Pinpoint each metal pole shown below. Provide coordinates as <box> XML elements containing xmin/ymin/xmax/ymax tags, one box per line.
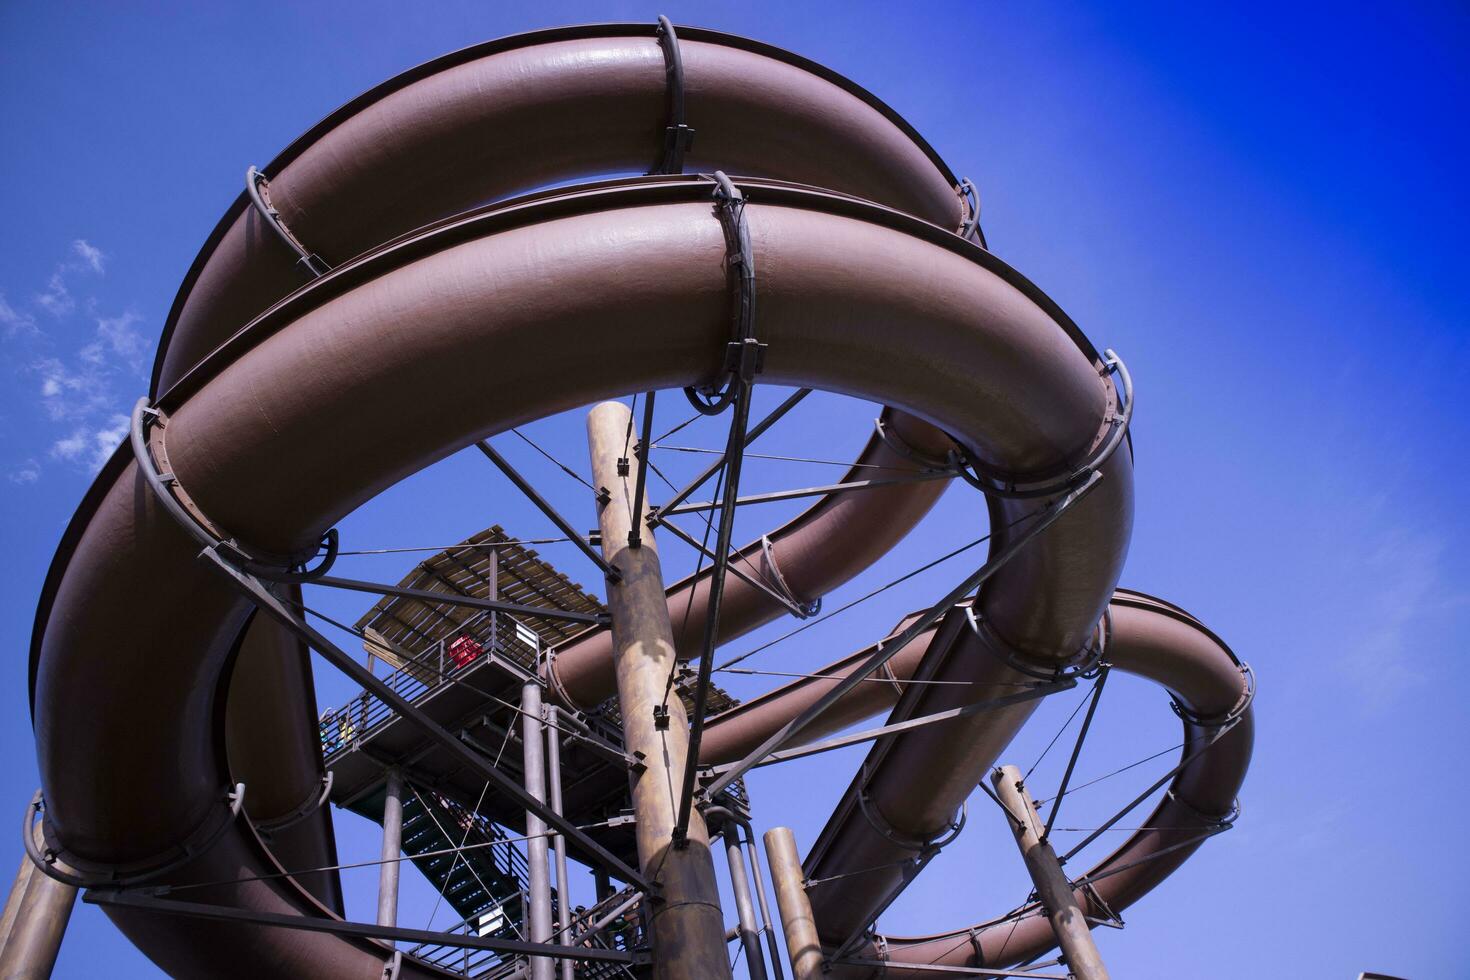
<box><xmin>723</xmin><ymin>824</ymin><xmax>768</xmax><ymax>980</ymax></box>
<box><xmin>762</xmin><ymin>827</ymin><xmax>822</xmax><ymax>980</ymax></box>
<box><xmin>586</xmin><ymin>400</ymin><xmax>730</xmax><ymax>980</ymax></box>
<box><xmin>522</xmin><ymin>678</ymin><xmax>554</xmax><ymax>980</ymax></box>
<box><xmin>377</xmin><ymin>767</ymin><xmax>404</xmax><ymax>935</ymax></box>
<box><xmin>545</xmin><ymin>705</ymin><xmax>575</xmax><ymax>980</ymax></box>
<box><xmin>743</xmin><ymin>836</ymin><xmax>786</xmax><ymax>980</ymax></box>
<box><xmin>0</xmin><ymin>826</ymin><xmax>77</xmax><ymax>978</ymax></box>
<box><xmin>990</xmin><ymin>766</ymin><xmax>1110</xmax><ymax>980</ymax></box>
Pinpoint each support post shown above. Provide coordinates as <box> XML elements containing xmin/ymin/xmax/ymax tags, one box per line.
<box><xmin>522</xmin><ymin>679</ymin><xmax>554</xmax><ymax>980</ymax></box>
<box><xmin>545</xmin><ymin>706</ymin><xmax>575</xmax><ymax>980</ymax></box>
<box><xmin>0</xmin><ymin>826</ymin><xmax>77</xmax><ymax>978</ymax></box>
<box><xmin>762</xmin><ymin>827</ymin><xmax>822</xmax><ymax>980</ymax></box>
<box><xmin>586</xmin><ymin>400</ymin><xmax>730</xmax><ymax>980</ymax></box>
<box><xmin>377</xmin><ymin>767</ymin><xmax>404</xmax><ymax>935</ymax></box>
<box><xmin>990</xmin><ymin>766</ymin><xmax>1110</xmax><ymax>980</ymax></box>
<box><xmin>723</xmin><ymin>824</ymin><xmax>769</xmax><ymax>980</ymax></box>
<box><xmin>743</xmin><ymin>836</ymin><xmax>786</xmax><ymax>980</ymax></box>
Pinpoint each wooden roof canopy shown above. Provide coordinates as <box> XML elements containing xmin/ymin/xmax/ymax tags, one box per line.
<box><xmin>353</xmin><ymin>524</ymin><xmax>739</xmax><ymax>717</ymax></box>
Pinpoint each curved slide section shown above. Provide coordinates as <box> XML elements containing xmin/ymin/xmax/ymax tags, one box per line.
<box><xmin>33</xmin><ymin>176</ymin><xmax>1118</xmax><ymax>977</ymax></box>
<box><xmin>23</xmin><ymin>23</ymin><xmax>1245</xmax><ymax>980</ymax></box>
<box><xmin>697</xmin><ymin>589</ymin><xmax>1252</xmax><ymax>973</ymax></box>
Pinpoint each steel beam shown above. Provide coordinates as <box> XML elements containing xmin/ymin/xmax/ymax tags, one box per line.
<box><xmin>522</xmin><ymin>679</ymin><xmax>554</xmax><ymax>980</ymax></box>
<box><xmin>545</xmin><ymin>705</ymin><xmax>575</xmax><ymax>980</ymax></box>
<box><xmin>310</xmin><ymin>574</ymin><xmax>607</xmax><ymax>625</ymax></box>
<box><xmin>476</xmin><ymin>440</ymin><xmax>621</xmax><ymax>583</ymax></box>
<box><xmin>376</xmin><ymin>767</ymin><xmax>404</xmax><ymax>935</ymax></box>
<box><xmin>991</xmin><ymin>766</ymin><xmax>1110</xmax><ymax>980</ymax></box>
<box><xmin>83</xmin><ymin>890</ymin><xmax>639</xmax><ymax>964</ymax></box>
<box><xmin>650</xmin><ymin>388</ymin><xmax>810</xmax><ymax>520</ymax></box>
<box><xmin>662</xmin><ymin>470</ymin><xmax>952</xmax><ymax>516</ymax></box>
<box><xmin>703</xmin><ymin>471</ymin><xmax>1103</xmax><ymax>800</ymax></box>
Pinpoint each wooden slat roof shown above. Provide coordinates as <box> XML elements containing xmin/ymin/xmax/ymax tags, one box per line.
<box><xmin>353</xmin><ymin>524</ymin><xmax>738</xmax><ymax>717</ymax></box>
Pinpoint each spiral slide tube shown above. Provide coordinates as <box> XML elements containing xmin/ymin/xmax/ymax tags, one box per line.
<box><xmin>24</xmin><ymin>23</ymin><xmax>1248</xmax><ymax>979</ymax></box>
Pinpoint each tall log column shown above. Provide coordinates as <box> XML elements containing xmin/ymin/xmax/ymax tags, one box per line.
<box><xmin>586</xmin><ymin>401</ymin><xmax>730</xmax><ymax>980</ymax></box>
<box><xmin>0</xmin><ymin>826</ymin><xmax>76</xmax><ymax>978</ymax></box>
<box><xmin>991</xmin><ymin>765</ymin><xmax>1110</xmax><ymax>980</ymax></box>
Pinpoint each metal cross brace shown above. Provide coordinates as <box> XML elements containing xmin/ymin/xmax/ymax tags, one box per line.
<box><xmin>85</xmin><ymin>889</ymin><xmax>643</xmax><ymax>964</ymax></box>
<box><xmin>200</xmin><ymin>546</ymin><xmax>652</xmax><ymax>892</ymax></box>
<box><xmin>701</xmin><ymin>470</ymin><xmax>1104</xmax><ymax>802</ymax></box>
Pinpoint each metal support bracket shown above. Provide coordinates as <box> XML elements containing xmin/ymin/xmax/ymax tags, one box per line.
<box><xmin>197</xmin><ymin>545</ymin><xmax>653</xmax><ymax>892</ymax></box>
<box><xmin>24</xmin><ymin>784</ymin><xmax>245</xmax><ymax>890</ymax></box>
<box><xmin>701</xmin><ymin>470</ymin><xmax>1103</xmax><ymax>802</ymax></box>
<box><xmin>245</xmin><ymin>166</ymin><xmax>331</xmax><ymax>278</ymax></box>
<box><xmin>949</xmin><ymin>349</ymin><xmax>1133</xmax><ymax>500</ymax></box>
<box><xmin>684</xmin><ymin>172</ymin><xmax>759</xmax><ymax>416</ymax></box>
<box><xmin>651</xmin><ymin>15</ymin><xmax>695</xmax><ymax>175</ymax></box>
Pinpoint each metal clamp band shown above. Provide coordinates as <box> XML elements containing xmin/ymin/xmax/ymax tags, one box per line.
<box><xmin>950</xmin><ymin>348</ymin><xmax>1134</xmax><ymax>500</ymax></box>
<box><xmin>1169</xmin><ymin>661</ymin><xmax>1255</xmax><ymax>731</ymax></box>
<box><xmin>759</xmin><ymin>534</ymin><xmax>821</xmax><ymax>618</ymax></box>
<box><xmin>1165</xmin><ymin>790</ymin><xmax>1241</xmax><ymax>829</ymax></box>
<box><xmin>856</xmin><ymin>777</ymin><xmax>966</xmax><ymax>854</ymax></box>
<box><xmin>24</xmin><ymin>784</ymin><xmax>245</xmax><ymax>890</ymax></box>
<box><xmin>254</xmin><ymin>772</ymin><xmax>334</xmax><ymax>836</ymax></box>
<box><xmin>956</xmin><ymin>177</ymin><xmax>986</xmax><ymax>247</ymax></box>
<box><xmin>873</xmin><ymin>415</ymin><xmax>952</xmax><ymax>471</ymax></box>
<box><xmin>965</xmin><ymin>606</ymin><xmax>1107</xmax><ymax>683</ymax></box>
<box><xmin>131</xmin><ymin>398</ymin><xmax>340</xmax><ymax>581</ymax></box>
<box><xmin>651</xmin><ymin>16</ymin><xmax>696</xmax><ymax>175</ymax></box>
<box><xmin>246</xmin><ymin>166</ymin><xmax>331</xmax><ymax>278</ymax></box>
<box><xmin>684</xmin><ymin>172</ymin><xmax>764</xmax><ymax>416</ymax></box>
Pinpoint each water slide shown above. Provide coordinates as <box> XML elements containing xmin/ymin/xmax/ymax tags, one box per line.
<box><xmin>26</xmin><ymin>22</ymin><xmax>1251</xmax><ymax>978</ymax></box>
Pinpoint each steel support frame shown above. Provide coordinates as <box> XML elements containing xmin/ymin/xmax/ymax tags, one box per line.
<box><xmin>83</xmin><ymin>890</ymin><xmax>644</xmax><ymax>965</ymax></box>
<box><xmin>671</xmin><ymin>367</ymin><xmax>756</xmax><ymax>845</ymax></box>
<box><xmin>200</xmin><ymin>546</ymin><xmax>652</xmax><ymax>892</ymax></box>
<box><xmin>703</xmin><ymin>470</ymin><xmax>1104</xmax><ymax>801</ymax></box>
<box><xmin>708</xmin><ymin>680</ymin><xmax>1073</xmax><ymax>776</ymax></box>
<box><xmin>476</xmin><ymin>440</ymin><xmax>622</xmax><ymax>583</ymax></box>
<box><xmin>649</xmin><ymin>514</ymin><xmax>808</xmax><ymax>618</ymax></box>
<box><xmin>650</xmin><ymin>387</ymin><xmax>811</xmax><ymax>521</ymax></box>
<box><xmin>310</xmin><ymin>573</ymin><xmax>608</xmax><ymax>625</ymax></box>
<box><xmin>661</xmin><ymin>470</ymin><xmax>953</xmax><ymax>516</ymax></box>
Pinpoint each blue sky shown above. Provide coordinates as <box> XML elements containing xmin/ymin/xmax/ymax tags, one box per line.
<box><xmin>2</xmin><ymin>2</ymin><xmax>1466</xmax><ymax>977</ymax></box>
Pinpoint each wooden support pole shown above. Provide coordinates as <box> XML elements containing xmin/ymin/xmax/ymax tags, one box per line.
<box><xmin>586</xmin><ymin>401</ymin><xmax>729</xmax><ymax>980</ymax></box>
<box><xmin>0</xmin><ymin>826</ymin><xmax>77</xmax><ymax>979</ymax></box>
<box><xmin>762</xmin><ymin>827</ymin><xmax>823</xmax><ymax>980</ymax></box>
<box><xmin>990</xmin><ymin>765</ymin><xmax>1110</xmax><ymax>980</ymax></box>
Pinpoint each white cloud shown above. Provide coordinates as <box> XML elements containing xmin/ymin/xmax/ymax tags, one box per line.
<box><xmin>80</xmin><ymin>312</ymin><xmax>147</xmax><ymax>372</ymax></box>
<box><xmin>0</xmin><ymin>292</ymin><xmax>38</xmax><ymax>338</ymax></box>
<box><xmin>72</xmin><ymin>239</ymin><xmax>105</xmax><ymax>274</ymax></box>
<box><xmin>9</xmin><ymin>459</ymin><xmax>41</xmax><ymax>485</ymax></box>
<box><xmin>34</xmin><ymin>272</ymin><xmax>73</xmax><ymax>318</ymax></box>
<box><xmin>50</xmin><ymin>414</ymin><xmax>128</xmax><ymax>471</ymax></box>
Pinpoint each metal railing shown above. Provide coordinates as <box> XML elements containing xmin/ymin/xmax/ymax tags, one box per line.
<box><xmin>406</xmin><ymin>887</ymin><xmax>645</xmax><ymax>979</ymax></box>
<box><xmin>318</xmin><ymin>610</ymin><xmax>540</xmax><ymax>759</ymax></box>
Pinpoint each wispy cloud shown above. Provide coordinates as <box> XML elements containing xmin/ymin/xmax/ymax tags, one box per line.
<box><xmin>80</xmin><ymin>312</ymin><xmax>147</xmax><ymax>373</ymax></box>
<box><xmin>8</xmin><ymin>459</ymin><xmax>41</xmax><ymax>485</ymax></box>
<box><xmin>72</xmin><ymin>239</ymin><xmax>105</xmax><ymax>274</ymax></box>
<box><xmin>50</xmin><ymin>414</ymin><xmax>128</xmax><ymax>472</ymax></box>
<box><xmin>2</xmin><ymin>239</ymin><xmax>151</xmax><ymax>480</ymax></box>
<box><xmin>1339</xmin><ymin>522</ymin><xmax>1461</xmax><ymax>712</ymax></box>
<box><xmin>34</xmin><ymin>272</ymin><xmax>73</xmax><ymax>318</ymax></box>
<box><xmin>0</xmin><ymin>292</ymin><xmax>38</xmax><ymax>338</ymax></box>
